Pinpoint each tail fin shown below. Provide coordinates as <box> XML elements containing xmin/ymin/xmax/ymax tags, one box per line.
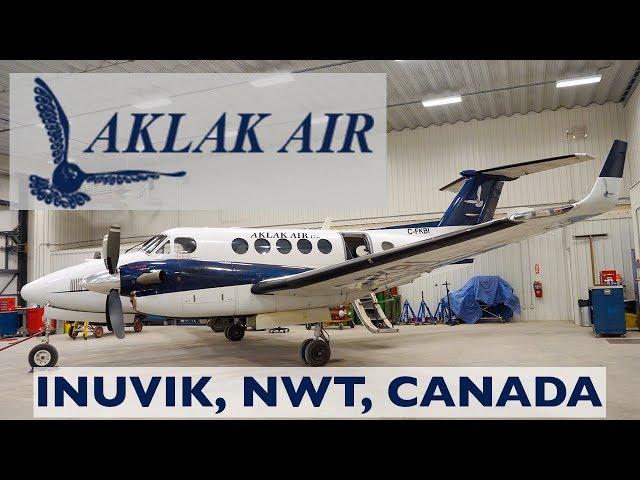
<box><xmin>574</xmin><ymin>140</ymin><xmax>627</xmax><ymax>216</ymax></box>
<box><xmin>599</xmin><ymin>139</ymin><xmax>626</xmax><ymax>178</ymax></box>
<box><xmin>438</xmin><ymin>152</ymin><xmax>595</xmax><ymax>227</ymax></box>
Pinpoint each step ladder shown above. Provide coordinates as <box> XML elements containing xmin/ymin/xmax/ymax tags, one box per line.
<box><xmin>352</xmin><ymin>293</ymin><xmax>398</xmax><ymax>334</ymax></box>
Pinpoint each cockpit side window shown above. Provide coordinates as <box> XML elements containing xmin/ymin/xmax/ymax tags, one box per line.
<box><xmin>155</xmin><ymin>239</ymin><xmax>172</xmax><ymax>255</ymax></box>
<box><xmin>175</xmin><ymin>237</ymin><xmax>197</xmax><ymax>254</ymax></box>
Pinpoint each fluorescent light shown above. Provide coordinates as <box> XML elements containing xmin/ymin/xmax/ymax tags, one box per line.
<box><xmin>133</xmin><ymin>98</ymin><xmax>172</xmax><ymax>109</ymax></box>
<box><xmin>556</xmin><ymin>75</ymin><xmax>601</xmax><ymax>88</ymax></box>
<box><xmin>422</xmin><ymin>95</ymin><xmax>462</xmax><ymax>107</ymax></box>
<box><xmin>250</xmin><ymin>73</ymin><xmax>295</xmax><ymax>88</ymax></box>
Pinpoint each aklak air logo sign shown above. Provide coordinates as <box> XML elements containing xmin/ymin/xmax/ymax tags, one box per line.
<box><xmin>10</xmin><ymin>74</ymin><xmax>386</xmax><ymax>210</ymax></box>
<box><xmin>29</xmin><ymin>78</ymin><xmax>186</xmax><ymax>209</ymax></box>
<box><xmin>34</xmin><ymin>367</ymin><xmax>606</xmax><ymax>419</ymax></box>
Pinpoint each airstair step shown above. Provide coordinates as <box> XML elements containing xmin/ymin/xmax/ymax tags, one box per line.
<box><xmin>352</xmin><ymin>293</ymin><xmax>398</xmax><ymax>334</ymax></box>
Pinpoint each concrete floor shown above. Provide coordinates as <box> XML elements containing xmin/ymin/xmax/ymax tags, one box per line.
<box><xmin>1</xmin><ymin>321</ymin><xmax>639</xmax><ymax>419</ymax></box>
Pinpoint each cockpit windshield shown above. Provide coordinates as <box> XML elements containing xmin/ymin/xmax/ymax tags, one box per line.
<box><xmin>141</xmin><ymin>235</ymin><xmax>168</xmax><ymax>254</ymax></box>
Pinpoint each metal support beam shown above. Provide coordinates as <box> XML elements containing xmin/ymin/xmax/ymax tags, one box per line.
<box><xmin>16</xmin><ymin>210</ymin><xmax>28</xmax><ymax>306</ymax></box>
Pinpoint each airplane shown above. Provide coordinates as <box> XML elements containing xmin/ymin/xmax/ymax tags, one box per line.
<box><xmin>20</xmin><ymin>139</ymin><xmax>627</xmax><ymax>366</ymax></box>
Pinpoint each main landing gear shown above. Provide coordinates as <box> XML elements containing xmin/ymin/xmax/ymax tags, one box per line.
<box><xmin>224</xmin><ymin>322</ymin><xmax>245</xmax><ymax>341</ymax></box>
<box><xmin>300</xmin><ymin>323</ymin><xmax>331</xmax><ymax>367</ymax></box>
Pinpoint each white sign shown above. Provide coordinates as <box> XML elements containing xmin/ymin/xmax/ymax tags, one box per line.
<box><xmin>10</xmin><ymin>73</ymin><xmax>387</xmax><ymax>210</ymax></box>
<box><xmin>34</xmin><ymin>367</ymin><xmax>606</xmax><ymax>419</ymax></box>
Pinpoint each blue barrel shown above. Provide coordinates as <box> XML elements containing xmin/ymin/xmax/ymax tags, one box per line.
<box><xmin>0</xmin><ymin>311</ymin><xmax>19</xmax><ymax>336</ymax></box>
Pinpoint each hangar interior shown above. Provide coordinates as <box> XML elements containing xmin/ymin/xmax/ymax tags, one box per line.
<box><xmin>1</xmin><ymin>60</ymin><xmax>640</xmax><ymax>417</ymax></box>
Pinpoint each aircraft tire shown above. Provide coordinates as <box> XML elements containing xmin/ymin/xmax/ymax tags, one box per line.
<box><xmin>225</xmin><ymin>323</ymin><xmax>245</xmax><ymax>341</ymax></box>
<box><xmin>304</xmin><ymin>339</ymin><xmax>331</xmax><ymax>367</ymax></box>
<box><xmin>93</xmin><ymin>326</ymin><xmax>104</xmax><ymax>338</ymax></box>
<box><xmin>299</xmin><ymin>338</ymin><xmax>314</xmax><ymax>364</ymax></box>
<box><xmin>28</xmin><ymin>343</ymin><xmax>58</xmax><ymax>368</ymax></box>
<box><xmin>211</xmin><ymin>318</ymin><xmax>230</xmax><ymax>333</ymax></box>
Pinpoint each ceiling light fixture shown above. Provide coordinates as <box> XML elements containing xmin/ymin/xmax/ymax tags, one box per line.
<box><xmin>556</xmin><ymin>75</ymin><xmax>602</xmax><ymax>88</ymax></box>
<box><xmin>250</xmin><ymin>73</ymin><xmax>295</xmax><ymax>88</ymax></box>
<box><xmin>422</xmin><ymin>95</ymin><xmax>463</xmax><ymax>107</ymax></box>
<box><xmin>133</xmin><ymin>98</ymin><xmax>172</xmax><ymax>109</ymax></box>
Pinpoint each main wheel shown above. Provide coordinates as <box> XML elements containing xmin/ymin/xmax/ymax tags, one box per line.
<box><xmin>339</xmin><ymin>323</ymin><xmax>344</xmax><ymax>330</ymax></box>
<box><xmin>305</xmin><ymin>324</ymin><xmax>312</xmax><ymax>330</ymax></box>
<box><xmin>28</xmin><ymin>343</ymin><xmax>58</xmax><ymax>368</ymax></box>
<box><xmin>299</xmin><ymin>338</ymin><xmax>314</xmax><ymax>364</ymax></box>
<box><xmin>225</xmin><ymin>323</ymin><xmax>245</xmax><ymax>341</ymax></box>
<box><xmin>69</xmin><ymin>329</ymin><xmax>78</xmax><ymax>340</ymax></box>
<box><xmin>133</xmin><ymin>321</ymin><xmax>143</xmax><ymax>333</ymax></box>
<box><xmin>93</xmin><ymin>325</ymin><xmax>104</xmax><ymax>338</ymax></box>
<box><xmin>304</xmin><ymin>339</ymin><xmax>331</xmax><ymax>367</ymax></box>
<box><xmin>211</xmin><ymin>318</ymin><xmax>230</xmax><ymax>333</ymax></box>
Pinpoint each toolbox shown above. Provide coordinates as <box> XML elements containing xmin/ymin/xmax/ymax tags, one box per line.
<box><xmin>589</xmin><ymin>286</ymin><xmax>626</xmax><ymax>337</ymax></box>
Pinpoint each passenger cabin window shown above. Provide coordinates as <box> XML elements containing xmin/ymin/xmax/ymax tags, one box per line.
<box><xmin>175</xmin><ymin>237</ymin><xmax>197</xmax><ymax>254</ymax></box>
<box><xmin>155</xmin><ymin>240</ymin><xmax>171</xmax><ymax>255</ymax></box>
<box><xmin>381</xmin><ymin>241</ymin><xmax>395</xmax><ymax>251</ymax></box>
<box><xmin>297</xmin><ymin>238</ymin><xmax>312</xmax><ymax>254</ymax></box>
<box><xmin>255</xmin><ymin>238</ymin><xmax>271</xmax><ymax>254</ymax></box>
<box><xmin>317</xmin><ymin>239</ymin><xmax>332</xmax><ymax>254</ymax></box>
<box><xmin>276</xmin><ymin>238</ymin><xmax>292</xmax><ymax>254</ymax></box>
<box><xmin>232</xmin><ymin>238</ymin><xmax>249</xmax><ymax>254</ymax></box>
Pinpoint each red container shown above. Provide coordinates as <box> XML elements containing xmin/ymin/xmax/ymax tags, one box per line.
<box><xmin>599</xmin><ymin>269</ymin><xmax>618</xmax><ymax>285</ymax></box>
<box><xmin>26</xmin><ymin>307</ymin><xmax>49</xmax><ymax>334</ymax></box>
<box><xmin>0</xmin><ymin>296</ymin><xmax>16</xmax><ymax>312</ymax></box>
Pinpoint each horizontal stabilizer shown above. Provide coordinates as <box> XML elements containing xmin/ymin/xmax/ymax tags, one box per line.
<box><xmin>440</xmin><ymin>153</ymin><xmax>595</xmax><ymax>193</ymax></box>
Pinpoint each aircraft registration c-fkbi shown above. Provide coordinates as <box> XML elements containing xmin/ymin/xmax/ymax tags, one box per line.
<box><xmin>21</xmin><ymin>140</ymin><xmax>628</xmax><ymax>366</ymax></box>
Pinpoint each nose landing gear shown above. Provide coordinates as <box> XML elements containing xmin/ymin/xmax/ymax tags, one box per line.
<box><xmin>300</xmin><ymin>323</ymin><xmax>331</xmax><ymax>367</ymax></box>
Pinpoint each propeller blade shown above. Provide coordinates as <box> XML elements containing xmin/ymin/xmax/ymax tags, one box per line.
<box><xmin>102</xmin><ymin>225</ymin><xmax>121</xmax><ymax>274</ymax></box>
<box><xmin>106</xmin><ymin>288</ymin><xmax>125</xmax><ymax>339</ymax></box>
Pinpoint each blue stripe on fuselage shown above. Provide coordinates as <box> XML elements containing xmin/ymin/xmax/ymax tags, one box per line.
<box><xmin>120</xmin><ymin>259</ymin><xmax>312</xmax><ymax>297</ymax></box>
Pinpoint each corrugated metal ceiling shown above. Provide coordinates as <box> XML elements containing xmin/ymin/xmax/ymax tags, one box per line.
<box><xmin>1</xmin><ymin>59</ymin><xmax>638</xmax><ymax>155</ymax></box>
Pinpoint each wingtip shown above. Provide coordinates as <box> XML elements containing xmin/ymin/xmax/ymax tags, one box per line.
<box><xmin>599</xmin><ymin>139</ymin><xmax>627</xmax><ymax>178</ymax></box>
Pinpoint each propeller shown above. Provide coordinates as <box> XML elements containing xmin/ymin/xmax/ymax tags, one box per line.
<box><xmin>102</xmin><ymin>225</ymin><xmax>121</xmax><ymax>274</ymax></box>
<box><xmin>107</xmin><ymin>289</ymin><xmax>125</xmax><ymax>339</ymax></box>
<box><xmin>102</xmin><ymin>225</ymin><xmax>125</xmax><ymax>339</ymax></box>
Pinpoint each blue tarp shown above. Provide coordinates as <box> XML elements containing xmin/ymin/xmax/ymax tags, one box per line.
<box><xmin>445</xmin><ymin>276</ymin><xmax>521</xmax><ymax>324</ymax></box>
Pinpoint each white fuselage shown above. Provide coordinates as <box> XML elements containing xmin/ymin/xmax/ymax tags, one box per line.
<box><xmin>21</xmin><ymin>224</ymin><xmax>463</xmax><ymax>320</ymax></box>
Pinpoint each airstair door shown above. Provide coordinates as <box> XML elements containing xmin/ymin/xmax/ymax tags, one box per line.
<box><xmin>340</xmin><ymin>233</ymin><xmax>373</xmax><ymax>260</ymax></box>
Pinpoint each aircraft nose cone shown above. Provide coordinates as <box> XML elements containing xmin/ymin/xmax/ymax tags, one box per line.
<box><xmin>80</xmin><ymin>271</ymin><xmax>120</xmax><ymax>294</ymax></box>
<box><xmin>20</xmin><ymin>279</ymin><xmax>43</xmax><ymax>304</ymax></box>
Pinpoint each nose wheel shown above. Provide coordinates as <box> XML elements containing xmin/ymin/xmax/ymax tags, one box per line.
<box><xmin>299</xmin><ymin>323</ymin><xmax>331</xmax><ymax>366</ymax></box>
<box><xmin>28</xmin><ymin>343</ymin><xmax>59</xmax><ymax>368</ymax></box>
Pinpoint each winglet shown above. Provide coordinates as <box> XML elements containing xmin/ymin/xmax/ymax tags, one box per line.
<box><xmin>599</xmin><ymin>139</ymin><xmax>627</xmax><ymax>178</ymax></box>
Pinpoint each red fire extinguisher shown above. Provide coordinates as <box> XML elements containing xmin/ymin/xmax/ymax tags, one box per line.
<box><xmin>533</xmin><ymin>281</ymin><xmax>543</xmax><ymax>299</ymax></box>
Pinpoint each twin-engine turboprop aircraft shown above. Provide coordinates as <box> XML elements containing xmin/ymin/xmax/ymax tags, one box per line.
<box><xmin>21</xmin><ymin>140</ymin><xmax>628</xmax><ymax>366</ymax></box>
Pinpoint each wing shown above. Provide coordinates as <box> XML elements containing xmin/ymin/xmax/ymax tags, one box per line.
<box><xmin>252</xmin><ymin>142</ymin><xmax>626</xmax><ymax>298</ymax></box>
<box><xmin>33</xmin><ymin>77</ymin><xmax>69</xmax><ymax>165</ymax></box>
<box><xmin>85</xmin><ymin>170</ymin><xmax>185</xmax><ymax>186</ymax></box>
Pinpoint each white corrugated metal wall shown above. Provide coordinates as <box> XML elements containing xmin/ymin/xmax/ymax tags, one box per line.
<box><xmin>625</xmin><ymin>84</ymin><xmax>640</xmax><ymax>308</ymax></box>
<box><xmin>28</xmin><ymin>101</ymin><xmax>634</xmax><ymax>324</ymax></box>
